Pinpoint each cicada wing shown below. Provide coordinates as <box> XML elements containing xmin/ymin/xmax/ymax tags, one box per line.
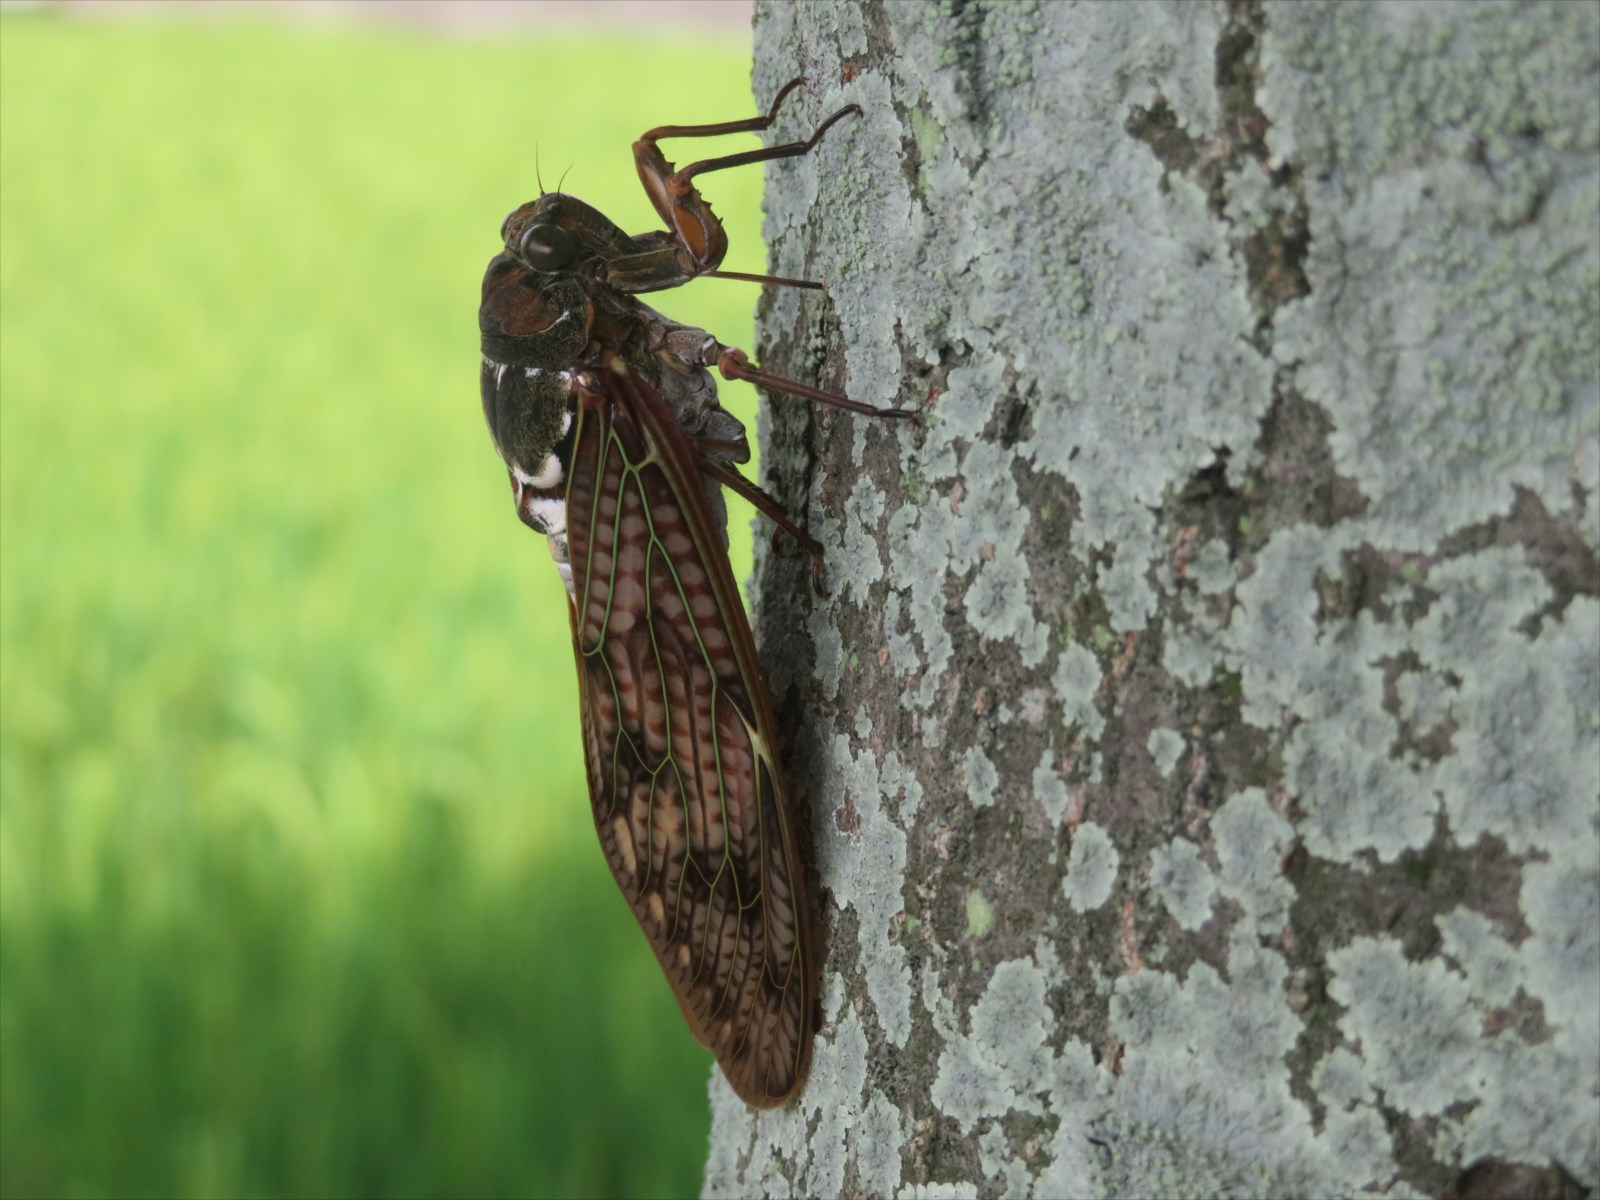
<box><xmin>563</xmin><ymin>364</ymin><xmax>814</xmax><ymax>1109</ymax></box>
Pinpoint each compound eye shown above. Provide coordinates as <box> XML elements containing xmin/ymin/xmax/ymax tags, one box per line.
<box><xmin>518</xmin><ymin>222</ymin><xmax>577</xmax><ymax>271</ymax></box>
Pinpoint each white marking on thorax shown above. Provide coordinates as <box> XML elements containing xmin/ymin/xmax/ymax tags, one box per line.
<box><xmin>522</xmin><ymin>494</ymin><xmax>567</xmax><ymax>533</ymax></box>
<box><xmin>481</xmin><ymin>355</ymin><xmax>509</xmax><ymax>389</ymax></box>
<box><xmin>512</xmin><ymin>456</ymin><xmax>564</xmax><ymax>490</ymax></box>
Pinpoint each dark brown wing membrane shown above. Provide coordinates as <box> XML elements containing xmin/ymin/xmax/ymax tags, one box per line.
<box><xmin>564</xmin><ymin>363</ymin><xmax>813</xmax><ymax>1108</ymax></box>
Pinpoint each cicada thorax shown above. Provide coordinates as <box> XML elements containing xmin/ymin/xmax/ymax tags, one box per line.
<box><xmin>478</xmin><ymin>255</ymin><xmax>585</xmax><ymax>481</ymax></box>
<box><xmin>479</xmin><ymin>249</ymin><xmax>751</xmax><ymax>596</ymax></box>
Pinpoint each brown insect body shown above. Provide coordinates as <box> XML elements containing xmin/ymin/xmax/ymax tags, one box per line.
<box><xmin>477</xmin><ymin>81</ymin><xmax>907</xmax><ymax>1107</ymax></box>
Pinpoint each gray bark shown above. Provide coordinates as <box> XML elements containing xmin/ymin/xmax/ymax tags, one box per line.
<box><xmin>705</xmin><ymin>2</ymin><xmax>1600</xmax><ymax>1197</ymax></box>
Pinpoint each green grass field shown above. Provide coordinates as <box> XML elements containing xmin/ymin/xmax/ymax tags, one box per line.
<box><xmin>0</xmin><ymin>13</ymin><xmax>773</xmax><ymax>1198</ymax></box>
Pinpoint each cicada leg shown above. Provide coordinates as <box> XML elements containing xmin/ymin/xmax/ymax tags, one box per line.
<box><xmin>697</xmin><ymin>456</ymin><xmax>830</xmax><ymax>596</ymax></box>
<box><xmin>633</xmin><ymin>76</ymin><xmax>861</xmax><ymax>284</ymax></box>
<box><xmin>710</xmin><ymin>344</ymin><xmax>918</xmax><ymax>424</ymax></box>
<box><xmin>705</xmin><ymin>269</ymin><xmax>824</xmax><ymax>292</ymax></box>
<box><xmin>694</xmin><ymin>340</ymin><xmax>917</xmax><ymax>597</ymax></box>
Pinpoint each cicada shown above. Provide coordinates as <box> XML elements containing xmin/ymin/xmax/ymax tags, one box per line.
<box><xmin>478</xmin><ymin>79</ymin><xmax>908</xmax><ymax>1108</ymax></box>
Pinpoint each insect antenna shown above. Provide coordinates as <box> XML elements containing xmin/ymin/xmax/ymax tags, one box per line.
<box><xmin>535</xmin><ymin>145</ymin><xmax>546</xmax><ymax>196</ymax></box>
<box><xmin>556</xmin><ymin>163</ymin><xmax>573</xmax><ymax>194</ymax></box>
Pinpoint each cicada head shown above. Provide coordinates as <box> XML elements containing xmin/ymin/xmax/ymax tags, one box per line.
<box><xmin>499</xmin><ymin>193</ymin><xmax>634</xmax><ymax>278</ymax></box>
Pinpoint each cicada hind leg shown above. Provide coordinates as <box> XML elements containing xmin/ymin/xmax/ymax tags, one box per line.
<box><xmin>634</xmin><ymin>77</ymin><xmax>860</xmax><ymax>291</ymax></box>
<box><xmin>697</xmin><ymin>457</ymin><xmax>829</xmax><ymax>595</ymax></box>
<box><xmin>690</xmin><ymin>340</ymin><xmax>917</xmax><ymax>598</ymax></box>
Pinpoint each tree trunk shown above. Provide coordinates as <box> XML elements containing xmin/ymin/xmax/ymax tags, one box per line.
<box><xmin>705</xmin><ymin>2</ymin><xmax>1599</xmax><ymax>1196</ymax></box>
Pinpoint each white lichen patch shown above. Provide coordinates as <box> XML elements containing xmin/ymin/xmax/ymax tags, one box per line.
<box><xmin>1224</xmin><ymin>527</ymin><xmax>1352</xmax><ymax>729</ymax></box>
<box><xmin>807</xmin><ymin>608</ymin><xmax>847</xmax><ymax>704</ymax></box>
<box><xmin>1436</xmin><ymin>907</ymin><xmax>1525</xmax><ymax>1008</ymax></box>
<box><xmin>1433</xmin><ymin>655</ymin><xmax>1597</xmax><ymax>855</ymax></box>
<box><xmin>1521</xmin><ymin>850</ymin><xmax>1600</xmax><ymax>1053</ymax></box>
<box><xmin>1317</xmin><ymin>851</ymin><xmax>1600</xmax><ymax>1181</ymax></box>
<box><xmin>855</xmin><ymin>1089</ymin><xmax>907</xmax><ymax>1197</ymax></box>
<box><xmin>1062</xmin><ymin>822</ymin><xmax>1119</xmax><ymax>912</ymax></box>
<box><xmin>1031</xmin><ymin>748</ymin><xmax>1070</xmax><ymax>826</ymax></box>
<box><xmin>814</xmin><ymin>732</ymin><xmax>915</xmax><ymax>1047</ymax></box>
<box><xmin>930</xmin><ymin>957</ymin><xmax>1057</xmax><ymax>1132</ymax></box>
<box><xmin>896</xmin><ymin>1183</ymin><xmax>980</xmax><ymax>1200</ymax></box>
<box><xmin>1311</xmin><ymin>1047</ymin><xmax>1375</xmax><ymax>1111</ymax></box>
<box><xmin>1162</xmin><ymin>624</ymin><xmax>1224</xmax><ymax>687</ymax></box>
<box><xmin>962</xmin><ymin>745</ymin><xmax>999</xmax><ymax>809</ymax></box>
<box><xmin>1189</xmin><ymin>538</ymin><xmax>1237</xmax><ymax>595</ymax></box>
<box><xmin>1086</xmin><ymin>933</ymin><xmax>1341</xmax><ymax>1196</ymax></box>
<box><xmin>1326</xmin><ymin>938</ymin><xmax>1483</xmax><ymax>1118</ymax></box>
<box><xmin>882</xmin><ymin>591</ymin><xmax>920</xmax><ymax>688</ymax></box>
<box><xmin>976</xmin><ymin>1123</ymin><xmax>1033</xmax><ymax>1197</ymax></box>
<box><xmin>1266</xmin><ymin>3</ymin><xmax>1600</xmax><ymax>546</ymax></box>
<box><xmin>1211</xmin><ymin>789</ymin><xmax>1294</xmax><ymax>934</ymax></box>
<box><xmin>1318</xmin><ymin>1105</ymin><xmax>1401</xmax><ymax>1192</ymax></box>
<box><xmin>1451</xmin><ymin>1040</ymin><xmax>1599</xmax><ymax>1182</ymax></box>
<box><xmin>1394</xmin><ymin>666</ymin><xmax>1457</xmax><ymax>736</ymax></box>
<box><xmin>835</xmin><ymin>481</ymin><xmax>888</xmax><ymax>606</ymax></box>
<box><xmin>1149</xmin><ymin>838</ymin><xmax>1217</xmax><ymax>931</ymax></box>
<box><xmin>884</xmin><ymin>496</ymin><xmax>957</xmax><ymax>715</ymax></box>
<box><xmin>1052</xmin><ymin>642</ymin><xmax>1106</xmax><ymax>739</ymax></box>
<box><xmin>965</xmin><ymin>554</ymin><xmax>1051</xmax><ymax>668</ymax></box>
<box><xmin>803</xmin><ymin>1004</ymin><xmax>872</xmax><ymax>1197</ymax></box>
<box><xmin>1146</xmin><ymin>727</ymin><xmax>1186</xmax><ymax>778</ymax></box>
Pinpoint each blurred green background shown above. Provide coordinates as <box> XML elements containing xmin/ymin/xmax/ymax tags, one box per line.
<box><xmin>1</xmin><ymin>10</ymin><xmax>772</xmax><ymax>1198</ymax></box>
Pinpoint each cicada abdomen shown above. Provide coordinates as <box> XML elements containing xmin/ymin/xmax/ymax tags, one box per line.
<box><xmin>477</xmin><ymin>80</ymin><xmax>910</xmax><ymax>1108</ymax></box>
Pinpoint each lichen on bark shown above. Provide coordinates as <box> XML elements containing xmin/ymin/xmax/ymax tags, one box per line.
<box><xmin>704</xmin><ymin>3</ymin><xmax>1600</xmax><ymax>1197</ymax></box>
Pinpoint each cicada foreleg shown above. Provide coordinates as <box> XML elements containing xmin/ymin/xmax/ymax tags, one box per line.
<box><xmin>632</xmin><ymin>77</ymin><xmax>861</xmax><ymax>291</ymax></box>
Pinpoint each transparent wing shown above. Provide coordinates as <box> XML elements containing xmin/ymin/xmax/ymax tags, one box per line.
<box><xmin>565</xmin><ymin>364</ymin><xmax>813</xmax><ymax>1109</ymax></box>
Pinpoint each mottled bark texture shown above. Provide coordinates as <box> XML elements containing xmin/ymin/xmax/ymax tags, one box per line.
<box><xmin>703</xmin><ymin>3</ymin><xmax>1599</xmax><ymax>1197</ymax></box>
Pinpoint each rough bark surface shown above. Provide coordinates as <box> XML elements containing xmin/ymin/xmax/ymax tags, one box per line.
<box><xmin>703</xmin><ymin>3</ymin><xmax>1599</xmax><ymax>1197</ymax></box>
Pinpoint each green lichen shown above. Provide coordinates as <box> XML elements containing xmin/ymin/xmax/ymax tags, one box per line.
<box><xmin>966</xmin><ymin>889</ymin><xmax>995</xmax><ymax>939</ymax></box>
<box><xmin>909</xmin><ymin>104</ymin><xmax>943</xmax><ymax>164</ymax></box>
